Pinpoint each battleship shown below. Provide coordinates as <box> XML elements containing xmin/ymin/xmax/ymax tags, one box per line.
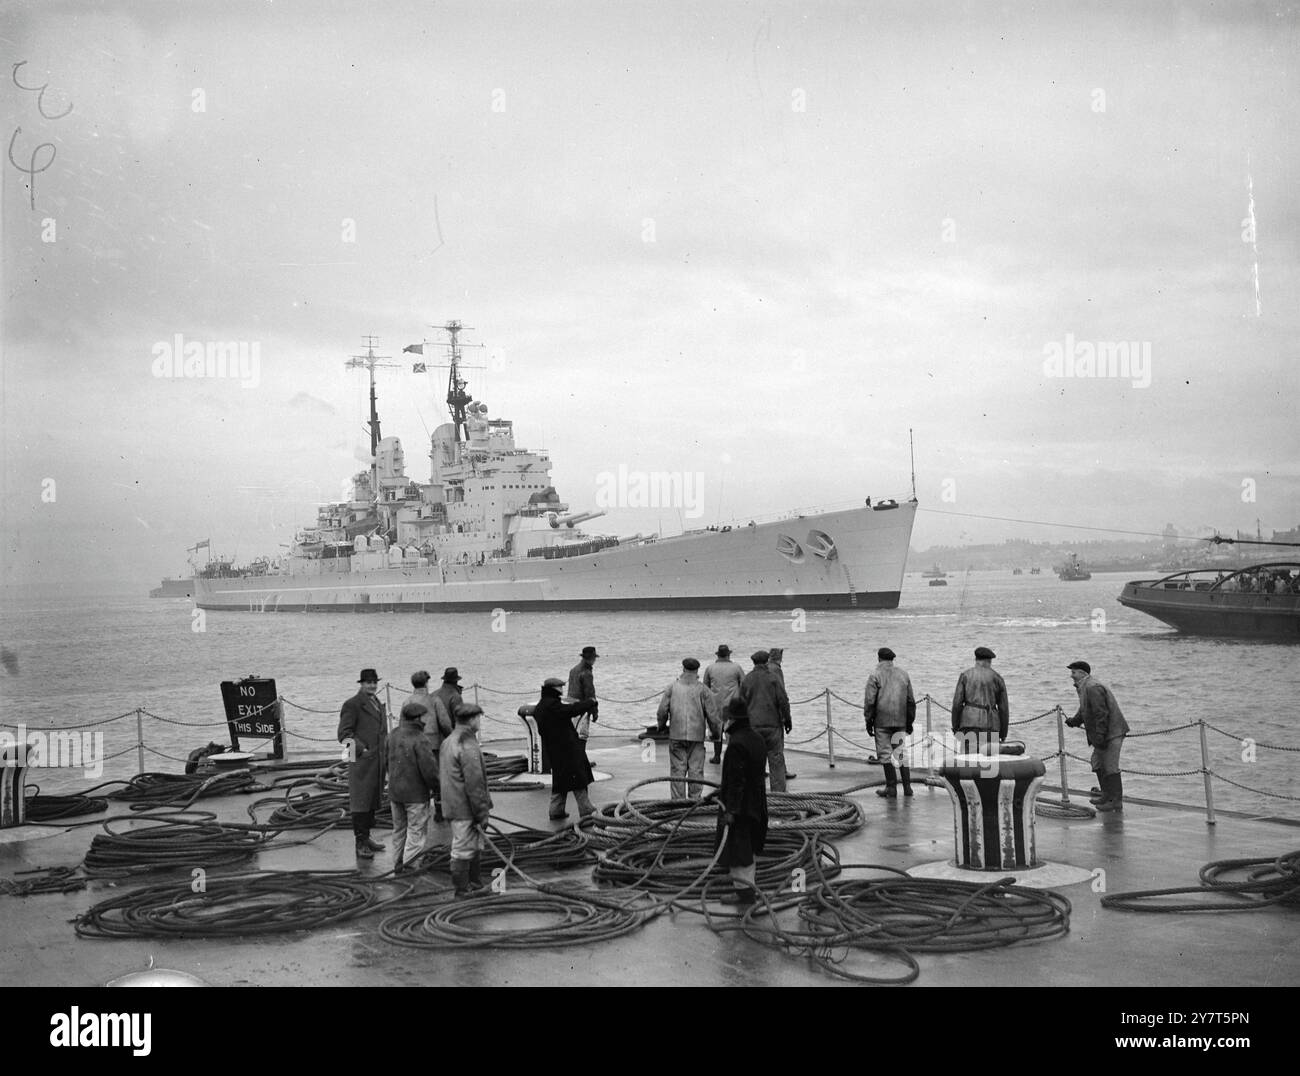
<box><xmin>193</xmin><ymin>323</ymin><xmax>916</xmax><ymax>613</ymax></box>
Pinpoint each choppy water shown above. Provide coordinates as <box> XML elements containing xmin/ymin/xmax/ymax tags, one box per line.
<box><xmin>1</xmin><ymin>571</ymin><xmax>1296</xmax><ymax>818</ymax></box>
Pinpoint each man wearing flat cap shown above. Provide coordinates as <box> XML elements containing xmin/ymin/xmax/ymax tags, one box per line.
<box><xmin>440</xmin><ymin>703</ymin><xmax>493</xmax><ymax>897</ymax></box>
<box><xmin>1065</xmin><ymin>661</ymin><xmax>1131</xmax><ymax>812</ymax></box>
<box><xmin>951</xmin><ymin>647</ymin><xmax>1009</xmax><ymax>756</ymax></box>
<box><xmin>535</xmin><ymin>677</ymin><xmax>600</xmax><ymax>820</ymax></box>
<box><xmin>703</xmin><ymin>644</ymin><xmax>743</xmax><ymax>765</ymax></box>
<box><xmin>864</xmin><ymin>647</ymin><xmax>917</xmax><ymax>798</ymax></box>
<box><xmin>387</xmin><ymin>701</ymin><xmax>441</xmax><ymax>872</ymax></box>
<box><xmin>739</xmin><ymin>650</ymin><xmax>793</xmax><ymax>792</ymax></box>
<box><xmin>657</xmin><ymin>657</ymin><xmax>721</xmax><ymax>799</ymax></box>
<box><xmin>338</xmin><ymin>668</ymin><xmax>389</xmax><ymax>860</ymax></box>
<box><xmin>567</xmin><ymin>646</ymin><xmax>600</xmax><ymax>746</ymax></box>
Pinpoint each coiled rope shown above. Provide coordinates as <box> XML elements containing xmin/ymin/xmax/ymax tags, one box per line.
<box><xmin>1101</xmin><ymin>851</ymin><xmax>1300</xmax><ymax>913</ymax></box>
<box><xmin>74</xmin><ymin>869</ymin><xmax>420</xmax><ymax>939</ymax></box>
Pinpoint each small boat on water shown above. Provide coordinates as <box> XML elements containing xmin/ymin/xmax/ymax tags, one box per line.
<box><xmin>1118</xmin><ymin>561</ymin><xmax>1300</xmax><ymax>639</ymax></box>
<box><xmin>1012</xmin><ymin>568</ymin><xmax>1024</xmax><ymax>575</ymax></box>
<box><xmin>1058</xmin><ymin>553</ymin><xmax>1091</xmax><ymax>581</ymax></box>
<box><xmin>922</xmin><ymin>564</ymin><xmax>947</xmax><ymax>578</ymax></box>
<box><xmin>928</xmin><ymin>578</ymin><xmax>948</xmax><ymax>587</ymax></box>
<box><xmin>1030</xmin><ymin>566</ymin><xmax>1041</xmax><ymax>575</ymax></box>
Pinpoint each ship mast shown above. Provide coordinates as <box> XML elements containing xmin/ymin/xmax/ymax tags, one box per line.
<box><xmin>345</xmin><ymin>336</ymin><xmax>400</xmax><ymax>514</ymax></box>
<box><xmin>443</xmin><ymin>320</ymin><xmax>474</xmax><ymax>443</ymax></box>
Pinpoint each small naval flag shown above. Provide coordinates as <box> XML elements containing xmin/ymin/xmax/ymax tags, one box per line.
<box><xmin>412</xmin><ymin>362</ymin><xmax>426</xmax><ymax>373</ymax></box>
<box><xmin>403</xmin><ymin>343</ymin><xmax>424</xmax><ymax>354</ymax></box>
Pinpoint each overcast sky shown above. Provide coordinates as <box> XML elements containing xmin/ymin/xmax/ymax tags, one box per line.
<box><xmin>3</xmin><ymin>1</ymin><xmax>1297</xmax><ymax>589</ymax></box>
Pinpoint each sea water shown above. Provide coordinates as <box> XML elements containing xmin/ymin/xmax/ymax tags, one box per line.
<box><xmin>1</xmin><ymin>571</ymin><xmax>1296</xmax><ymax>819</ymax></box>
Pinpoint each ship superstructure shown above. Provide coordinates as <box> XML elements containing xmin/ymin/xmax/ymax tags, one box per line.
<box><xmin>195</xmin><ymin>323</ymin><xmax>916</xmax><ymax>612</ymax></box>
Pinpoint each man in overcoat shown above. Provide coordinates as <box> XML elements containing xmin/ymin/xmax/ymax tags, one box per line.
<box><xmin>951</xmin><ymin>646</ymin><xmax>1009</xmax><ymax>756</ymax></box>
<box><xmin>738</xmin><ymin>650</ymin><xmax>793</xmax><ymax>791</ymax></box>
<box><xmin>566</xmin><ymin>646</ymin><xmax>600</xmax><ymax>744</ymax></box>
<box><xmin>534</xmin><ymin>677</ymin><xmax>599</xmax><ymax>820</ymax></box>
<box><xmin>656</xmin><ymin>657</ymin><xmax>720</xmax><ymax>799</ymax></box>
<box><xmin>338</xmin><ymin>667</ymin><xmax>389</xmax><ymax>860</ymax></box>
<box><xmin>713</xmin><ymin>696</ymin><xmax>769</xmax><ymax>906</ymax></box>
<box><xmin>1064</xmin><ymin>660</ymin><xmax>1131</xmax><ymax>812</ymax></box>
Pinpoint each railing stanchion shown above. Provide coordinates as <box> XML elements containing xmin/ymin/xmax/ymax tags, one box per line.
<box><xmin>924</xmin><ymin>694</ymin><xmax>933</xmax><ymax>774</ymax></box>
<box><xmin>1199</xmin><ymin>719</ymin><xmax>1216</xmax><ymax>825</ymax></box>
<box><xmin>825</xmin><ymin>689</ymin><xmax>835</xmax><ymax>769</ymax></box>
<box><xmin>133</xmin><ymin>706</ymin><xmax>144</xmax><ymax>774</ymax></box>
<box><xmin>1055</xmin><ymin>705</ymin><xmax>1070</xmax><ymax>803</ymax></box>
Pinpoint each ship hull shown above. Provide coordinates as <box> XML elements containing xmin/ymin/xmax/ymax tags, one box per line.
<box><xmin>1118</xmin><ymin>582</ymin><xmax>1300</xmax><ymax>639</ymax></box>
<box><xmin>195</xmin><ymin>502</ymin><xmax>915</xmax><ymax>613</ymax></box>
<box><xmin>149</xmin><ymin>578</ymin><xmax>194</xmax><ymax>599</ymax></box>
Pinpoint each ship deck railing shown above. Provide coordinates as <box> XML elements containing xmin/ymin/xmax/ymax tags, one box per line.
<box><xmin>11</xmin><ymin>685</ymin><xmax>1297</xmax><ymax>827</ymax></box>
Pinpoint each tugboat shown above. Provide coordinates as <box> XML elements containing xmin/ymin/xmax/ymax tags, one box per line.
<box><xmin>1058</xmin><ymin>553</ymin><xmax>1092</xmax><ymax>581</ymax></box>
<box><xmin>927</xmin><ymin>578</ymin><xmax>948</xmax><ymax>587</ymax></box>
<box><xmin>921</xmin><ymin>564</ymin><xmax>947</xmax><ymax>579</ymax></box>
<box><xmin>1117</xmin><ymin>562</ymin><xmax>1300</xmax><ymax>639</ymax></box>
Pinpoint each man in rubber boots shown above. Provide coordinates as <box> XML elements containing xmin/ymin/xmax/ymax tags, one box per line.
<box><xmin>534</xmin><ymin>677</ymin><xmax>599</xmax><ymax>819</ymax></box>
<box><xmin>439</xmin><ymin>703</ymin><xmax>493</xmax><ymax>896</ymax></box>
<box><xmin>864</xmin><ymin>646</ymin><xmax>916</xmax><ymax>798</ymax></box>
<box><xmin>1065</xmin><ymin>660</ymin><xmax>1130</xmax><ymax>812</ymax></box>
<box><xmin>951</xmin><ymin>647</ymin><xmax>1009</xmax><ymax>756</ymax></box>
<box><xmin>338</xmin><ymin>668</ymin><xmax>389</xmax><ymax>860</ymax></box>
<box><xmin>656</xmin><ymin>656</ymin><xmax>721</xmax><ymax>799</ymax></box>
<box><xmin>713</xmin><ymin>696</ymin><xmax>768</xmax><ymax>906</ymax></box>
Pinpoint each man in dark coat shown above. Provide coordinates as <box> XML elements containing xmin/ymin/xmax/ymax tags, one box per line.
<box><xmin>739</xmin><ymin>650</ymin><xmax>793</xmax><ymax>791</ymax></box>
<box><xmin>714</xmin><ymin>696</ymin><xmax>768</xmax><ymax>905</ymax></box>
<box><xmin>386</xmin><ymin>700</ymin><xmax>440</xmax><ymax>873</ymax></box>
<box><xmin>534</xmin><ymin>677</ymin><xmax>598</xmax><ymax>820</ymax></box>
<box><xmin>566</xmin><ymin>646</ymin><xmax>599</xmax><ymax>744</ymax></box>
<box><xmin>338</xmin><ymin>668</ymin><xmax>389</xmax><ymax>860</ymax></box>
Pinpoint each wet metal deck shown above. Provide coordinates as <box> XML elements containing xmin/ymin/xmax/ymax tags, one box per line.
<box><xmin>2</xmin><ymin>741</ymin><xmax>1297</xmax><ymax>989</ymax></box>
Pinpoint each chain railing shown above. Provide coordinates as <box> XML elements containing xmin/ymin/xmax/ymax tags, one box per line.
<box><xmin>2</xmin><ymin>682</ymin><xmax>1295</xmax><ymax>823</ymax></box>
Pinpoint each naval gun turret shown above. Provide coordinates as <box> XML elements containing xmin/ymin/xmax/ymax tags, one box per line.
<box><xmin>549</xmin><ymin>510</ymin><xmax>606</xmax><ymax>529</ymax></box>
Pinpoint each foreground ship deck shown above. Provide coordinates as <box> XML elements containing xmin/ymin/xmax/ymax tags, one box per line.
<box><xmin>2</xmin><ymin>739</ymin><xmax>1295</xmax><ymax>988</ymax></box>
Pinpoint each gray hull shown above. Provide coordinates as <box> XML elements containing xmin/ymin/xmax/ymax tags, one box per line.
<box><xmin>195</xmin><ymin>502</ymin><xmax>915</xmax><ymax>613</ymax></box>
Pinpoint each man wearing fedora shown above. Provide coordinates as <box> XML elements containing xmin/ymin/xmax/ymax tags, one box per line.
<box><xmin>1064</xmin><ymin>660</ymin><xmax>1130</xmax><ymax>812</ymax></box>
<box><xmin>951</xmin><ymin>647</ymin><xmax>1009</xmax><ymax>757</ymax></box>
<box><xmin>338</xmin><ymin>668</ymin><xmax>389</xmax><ymax>860</ymax></box>
<box><xmin>703</xmin><ymin>644</ymin><xmax>743</xmax><ymax>765</ymax></box>
<box><xmin>567</xmin><ymin>646</ymin><xmax>600</xmax><ymax>746</ymax></box>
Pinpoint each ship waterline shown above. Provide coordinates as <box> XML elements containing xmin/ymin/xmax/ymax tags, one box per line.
<box><xmin>195</xmin><ymin>502</ymin><xmax>915</xmax><ymax>612</ymax></box>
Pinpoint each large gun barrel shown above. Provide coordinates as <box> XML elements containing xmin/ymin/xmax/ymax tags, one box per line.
<box><xmin>551</xmin><ymin>509</ymin><xmax>606</xmax><ymax>529</ymax></box>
